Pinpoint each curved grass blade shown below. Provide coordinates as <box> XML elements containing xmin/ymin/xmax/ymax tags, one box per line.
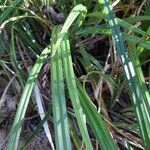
<box><xmin>76</xmin><ymin>80</ymin><xmax>117</xmax><ymax>150</ymax></box>
<box><xmin>62</xmin><ymin>33</ymin><xmax>93</xmax><ymax>150</ymax></box>
<box><xmin>51</xmin><ymin>26</ymin><xmax>71</xmax><ymax>150</ymax></box>
<box><xmin>51</xmin><ymin>4</ymin><xmax>87</xmax><ymax>57</ymax></box>
<box><xmin>98</xmin><ymin>0</ymin><xmax>150</xmax><ymax>149</ymax></box>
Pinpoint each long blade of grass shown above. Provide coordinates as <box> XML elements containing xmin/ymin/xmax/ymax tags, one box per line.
<box><xmin>7</xmin><ymin>45</ymin><xmax>51</xmax><ymax>150</ymax></box>
<box><xmin>76</xmin><ymin>80</ymin><xmax>117</xmax><ymax>150</ymax></box>
<box><xmin>98</xmin><ymin>0</ymin><xmax>150</xmax><ymax>149</ymax></box>
<box><xmin>62</xmin><ymin>32</ymin><xmax>93</xmax><ymax>150</ymax></box>
<box><xmin>51</xmin><ymin>26</ymin><xmax>71</xmax><ymax>150</ymax></box>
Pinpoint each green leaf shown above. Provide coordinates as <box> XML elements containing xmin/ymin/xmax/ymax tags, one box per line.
<box><xmin>62</xmin><ymin>32</ymin><xmax>93</xmax><ymax>150</ymax></box>
<box><xmin>77</xmin><ymin>80</ymin><xmax>118</xmax><ymax>150</ymax></box>
<box><xmin>51</xmin><ymin>26</ymin><xmax>71</xmax><ymax>150</ymax></box>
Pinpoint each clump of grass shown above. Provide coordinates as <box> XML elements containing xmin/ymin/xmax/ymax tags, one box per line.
<box><xmin>0</xmin><ymin>0</ymin><xmax>150</xmax><ymax>149</ymax></box>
